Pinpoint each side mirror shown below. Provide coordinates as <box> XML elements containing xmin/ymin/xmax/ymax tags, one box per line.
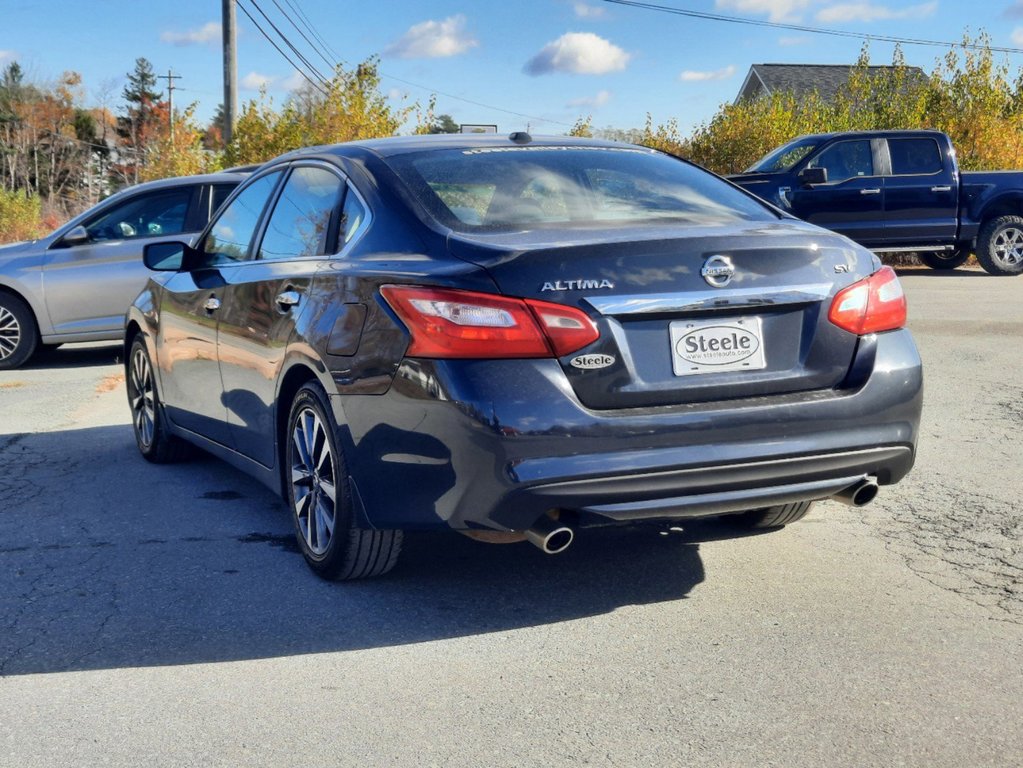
<box><xmin>144</xmin><ymin>241</ymin><xmax>192</xmax><ymax>271</ymax></box>
<box><xmin>798</xmin><ymin>167</ymin><xmax>828</xmax><ymax>186</ymax></box>
<box><xmin>61</xmin><ymin>225</ymin><xmax>89</xmax><ymax>247</ymax></box>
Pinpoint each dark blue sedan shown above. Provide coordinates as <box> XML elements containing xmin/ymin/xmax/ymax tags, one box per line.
<box><xmin>125</xmin><ymin>133</ymin><xmax>922</xmax><ymax>579</ymax></box>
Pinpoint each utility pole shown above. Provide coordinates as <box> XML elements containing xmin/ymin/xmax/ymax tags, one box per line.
<box><xmin>158</xmin><ymin>69</ymin><xmax>181</xmax><ymax>141</ymax></box>
<box><xmin>222</xmin><ymin>0</ymin><xmax>237</xmax><ymax>146</ymax></box>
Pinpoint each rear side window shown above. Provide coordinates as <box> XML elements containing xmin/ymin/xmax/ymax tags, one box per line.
<box><xmin>888</xmin><ymin>138</ymin><xmax>943</xmax><ymax>176</ymax></box>
<box><xmin>258</xmin><ymin>166</ymin><xmax>344</xmax><ymax>260</ymax></box>
<box><xmin>340</xmin><ymin>187</ymin><xmax>367</xmax><ymax>245</ymax></box>
<box><xmin>387</xmin><ymin>146</ymin><xmax>776</xmax><ymax>232</ymax></box>
<box><xmin>210</xmin><ymin>184</ymin><xmax>236</xmax><ymax>217</ymax></box>
<box><xmin>203</xmin><ymin>171</ymin><xmax>282</xmax><ymax>264</ymax></box>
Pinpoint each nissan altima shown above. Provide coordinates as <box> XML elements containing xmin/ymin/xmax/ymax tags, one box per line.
<box><xmin>125</xmin><ymin>134</ymin><xmax>922</xmax><ymax>580</ymax></box>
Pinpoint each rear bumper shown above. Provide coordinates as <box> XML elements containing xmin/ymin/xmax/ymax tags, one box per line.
<box><xmin>334</xmin><ymin>328</ymin><xmax>922</xmax><ymax>531</ymax></box>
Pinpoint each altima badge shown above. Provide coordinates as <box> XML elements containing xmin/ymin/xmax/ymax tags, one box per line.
<box><xmin>570</xmin><ymin>353</ymin><xmax>615</xmax><ymax>370</ymax></box>
<box><xmin>701</xmin><ymin>255</ymin><xmax>735</xmax><ymax>288</ymax></box>
<box><xmin>541</xmin><ymin>279</ymin><xmax>614</xmax><ymax>291</ymax></box>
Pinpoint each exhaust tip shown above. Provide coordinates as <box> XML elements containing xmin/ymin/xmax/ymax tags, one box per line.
<box><xmin>524</xmin><ymin>514</ymin><xmax>575</xmax><ymax>555</ymax></box>
<box><xmin>851</xmin><ymin>481</ymin><xmax>879</xmax><ymax>507</ymax></box>
<box><xmin>832</xmin><ymin>477</ymin><xmax>879</xmax><ymax>507</ymax></box>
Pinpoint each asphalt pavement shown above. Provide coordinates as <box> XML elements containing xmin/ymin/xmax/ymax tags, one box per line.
<box><xmin>0</xmin><ymin>271</ymin><xmax>1020</xmax><ymax>767</ymax></box>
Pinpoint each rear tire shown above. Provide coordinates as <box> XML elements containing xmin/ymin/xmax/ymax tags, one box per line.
<box><xmin>127</xmin><ymin>336</ymin><xmax>191</xmax><ymax>463</ymax></box>
<box><xmin>976</xmin><ymin>215</ymin><xmax>1023</xmax><ymax>275</ymax></box>
<box><xmin>732</xmin><ymin>501</ymin><xmax>815</xmax><ymax>529</ymax></box>
<box><xmin>0</xmin><ymin>292</ymin><xmax>38</xmax><ymax>370</ymax></box>
<box><xmin>918</xmin><ymin>249</ymin><xmax>969</xmax><ymax>271</ymax></box>
<box><xmin>285</xmin><ymin>383</ymin><xmax>402</xmax><ymax>580</ymax></box>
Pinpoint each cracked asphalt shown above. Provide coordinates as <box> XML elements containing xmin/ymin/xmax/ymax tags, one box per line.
<box><xmin>1</xmin><ymin>272</ymin><xmax>1021</xmax><ymax>767</ymax></box>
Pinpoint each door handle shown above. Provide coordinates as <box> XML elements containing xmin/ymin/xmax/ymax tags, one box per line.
<box><xmin>204</xmin><ymin>297</ymin><xmax>221</xmax><ymax>312</ymax></box>
<box><xmin>860</xmin><ymin>188</ymin><xmax>882</xmax><ymax>195</ymax></box>
<box><xmin>275</xmin><ymin>290</ymin><xmax>301</xmax><ymax>309</ymax></box>
<box><xmin>931</xmin><ymin>185</ymin><xmax>952</xmax><ymax>192</ymax></box>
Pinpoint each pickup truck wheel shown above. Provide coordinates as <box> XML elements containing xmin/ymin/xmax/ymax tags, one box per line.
<box><xmin>918</xmin><ymin>250</ymin><xmax>969</xmax><ymax>271</ymax></box>
<box><xmin>977</xmin><ymin>216</ymin><xmax>1023</xmax><ymax>275</ymax></box>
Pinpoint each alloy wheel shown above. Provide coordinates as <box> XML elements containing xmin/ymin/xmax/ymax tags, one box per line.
<box><xmin>290</xmin><ymin>407</ymin><xmax>337</xmax><ymax>556</ymax></box>
<box><xmin>0</xmin><ymin>306</ymin><xmax>21</xmax><ymax>362</ymax></box>
<box><xmin>129</xmin><ymin>347</ymin><xmax>156</xmax><ymax>449</ymax></box>
<box><xmin>992</xmin><ymin>227</ymin><xmax>1023</xmax><ymax>268</ymax></box>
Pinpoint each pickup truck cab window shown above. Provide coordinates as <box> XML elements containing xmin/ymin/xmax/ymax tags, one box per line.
<box><xmin>888</xmin><ymin>138</ymin><xmax>943</xmax><ymax>176</ymax></box>
<box><xmin>806</xmin><ymin>140</ymin><xmax>874</xmax><ymax>184</ymax></box>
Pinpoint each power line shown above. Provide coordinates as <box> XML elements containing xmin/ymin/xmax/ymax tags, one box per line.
<box><xmin>234</xmin><ymin>0</ymin><xmax>327</xmax><ymax>95</ymax></box>
<box><xmin>600</xmin><ymin>0</ymin><xmax>1023</xmax><ymax>54</ymax></box>
<box><xmin>280</xmin><ymin>0</ymin><xmax>344</xmax><ymax>65</ymax></box>
<box><xmin>246</xmin><ymin>0</ymin><xmax>331</xmax><ymax>84</ymax></box>
<box><xmin>271</xmin><ymin>0</ymin><xmax>339</xmax><ymax>72</ymax></box>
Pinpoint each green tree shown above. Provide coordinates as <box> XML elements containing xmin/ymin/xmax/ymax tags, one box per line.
<box><xmin>116</xmin><ymin>57</ymin><xmax>165</xmax><ymax>183</ymax></box>
<box><xmin>426</xmin><ymin>113</ymin><xmax>460</xmax><ymax>134</ymax></box>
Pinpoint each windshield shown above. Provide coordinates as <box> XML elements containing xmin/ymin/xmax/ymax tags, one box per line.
<box><xmin>745</xmin><ymin>138</ymin><xmax>821</xmax><ymax>173</ymax></box>
<box><xmin>386</xmin><ymin>146</ymin><xmax>778</xmax><ymax>232</ymax></box>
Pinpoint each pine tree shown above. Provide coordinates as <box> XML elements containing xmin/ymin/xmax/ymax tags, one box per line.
<box><xmin>116</xmin><ymin>57</ymin><xmax>164</xmax><ymax>183</ymax></box>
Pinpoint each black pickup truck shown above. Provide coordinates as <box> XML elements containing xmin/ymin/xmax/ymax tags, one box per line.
<box><xmin>729</xmin><ymin>129</ymin><xmax>1023</xmax><ymax>275</ymax></box>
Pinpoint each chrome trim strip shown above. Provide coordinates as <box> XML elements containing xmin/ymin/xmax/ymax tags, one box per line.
<box><xmin>584</xmin><ymin>283</ymin><xmax>833</xmax><ymax>315</ymax></box>
<box><xmin>870</xmin><ymin>245</ymin><xmax>954</xmax><ymax>253</ymax></box>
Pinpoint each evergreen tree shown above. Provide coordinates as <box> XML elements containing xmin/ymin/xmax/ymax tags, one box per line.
<box><xmin>116</xmin><ymin>57</ymin><xmax>164</xmax><ymax>182</ymax></box>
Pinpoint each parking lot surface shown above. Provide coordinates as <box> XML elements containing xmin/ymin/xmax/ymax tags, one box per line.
<box><xmin>1</xmin><ymin>271</ymin><xmax>1020</xmax><ymax>767</ymax></box>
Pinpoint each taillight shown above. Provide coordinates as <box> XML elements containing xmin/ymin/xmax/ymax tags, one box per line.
<box><xmin>828</xmin><ymin>266</ymin><xmax>907</xmax><ymax>335</ymax></box>
<box><xmin>380</xmin><ymin>285</ymin><xmax>599</xmax><ymax>359</ymax></box>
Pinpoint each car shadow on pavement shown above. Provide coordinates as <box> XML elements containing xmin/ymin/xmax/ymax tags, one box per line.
<box><xmin>22</xmin><ymin>343</ymin><xmax>123</xmax><ymax>370</ymax></box>
<box><xmin>0</xmin><ymin>424</ymin><xmax>724</xmax><ymax>677</ymax></box>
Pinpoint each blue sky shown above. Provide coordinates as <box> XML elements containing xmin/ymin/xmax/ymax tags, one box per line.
<box><xmin>5</xmin><ymin>0</ymin><xmax>1023</xmax><ymax>136</ymax></box>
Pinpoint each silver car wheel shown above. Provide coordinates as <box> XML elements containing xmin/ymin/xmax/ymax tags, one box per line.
<box><xmin>0</xmin><ymin>306</ymin><xmax>21</xmax><ymax>361</ymax></box>
<box><xmin>992</xmin><ymin>227</ymin><xmax>1023</xmax><ymax>268</ymax></box>
<box><xmin>290</xmin><ymin>407</ymin><xmax>337</xmax><ymax>556</ymax></box>
<box><xmin>129</xmin><ymin>346</ymin><xmax>156</xmax><ymax>449</ymax></box>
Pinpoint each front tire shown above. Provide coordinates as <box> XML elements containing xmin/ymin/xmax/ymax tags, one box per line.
<box><xmin>286</xmin><ymin>383</ymin><xmax>402</xmax><ymax>580</ymax></box>
<box><xmin>0</xmin><ymin>292</ymin><xmax>38</xmax><ymax>370</ymax></box>
<box><xmin>918</xmin><ymin>249</ymin><xmax>969</xmax><ymax>271</ymax></box>
<box><xmin>732</xmin><ymin>501</ymin><xmax>815</xmax><ymax>529</ymax></box>
<box><xmin>976</xmin><ymin>216</ymin><xmax>1023</xmax><ymax>275</ymax></box>
<box><xmin>127</xmin><ymin>336</ymin><xmax>190</xmax><ymax>463</ymax></box>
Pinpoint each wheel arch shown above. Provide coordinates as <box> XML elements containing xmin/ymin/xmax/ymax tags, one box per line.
<box><xmin>976</xmin><ymin>193</ymin><xmax>1023</xmax><ymax>226</ymax></box>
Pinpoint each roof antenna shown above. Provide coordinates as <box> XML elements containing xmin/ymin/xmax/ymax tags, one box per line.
<box><xmin>509</xmin><ymin>131</ymin><xmax>532</xmax><ymax>144</ymax></box>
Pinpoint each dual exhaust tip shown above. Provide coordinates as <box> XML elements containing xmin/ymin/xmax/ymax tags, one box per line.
<box><xmin>522</xmin><ymin>477</ymin><xmax>879</xmax><ymax>555</ymax></box>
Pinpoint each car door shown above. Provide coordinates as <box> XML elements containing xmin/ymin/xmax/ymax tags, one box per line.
<box><xmin>42</xmin><ymin>185</ymin><xmax>197</xmax><ymax>336</ymax></box>
<box><xmin>156</xmin><ymin>171</ymin><xmax>284</xmax><ymax>444</ymax></box>
<box><xmin>215</xmin><ymin>163</ymin><xmax>348</xmax><ymax>467</ymax></box>
<box><xmin>881</xmin><ymin>136</ymin><xmax>958</xmax><ymax>245</ymax></box>
<box><xmin>787</xmin><ymin>138</ymin><xmax>886</xmax><ymax>245</ymax></box>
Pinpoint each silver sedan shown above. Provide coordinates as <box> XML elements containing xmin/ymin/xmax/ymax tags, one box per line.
<box><xmin>0</xmin><ymin>170</ymin><xmax>247</xmax><ymax>369</ymax></box>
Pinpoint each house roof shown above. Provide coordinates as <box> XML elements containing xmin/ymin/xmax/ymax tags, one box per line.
<box><xmin>735</xmin><ymin>63</ymin><xmax>927</xmax><ymax>104</ymax></box>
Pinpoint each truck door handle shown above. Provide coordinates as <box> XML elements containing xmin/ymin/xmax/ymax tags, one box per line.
<box><xmin>276</xmin><ymin>290</ymin><xmax>301</xmax><ymax>309</ymax></box>
<box><xmin>931</xmin><ymin>185</ymin><xmax>952</xmax><ymax>192</ymax></box>
<box><xmin>860</xmin><ymin>188</ymin><xmax>881</xmax><ymax>195</ymax></box>
<box><xmin>204</xmin><ymin>297</ymin><xmax>221</xmax><ymax>312</ymax></box>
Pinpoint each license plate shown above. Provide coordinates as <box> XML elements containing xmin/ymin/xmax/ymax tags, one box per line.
<box><xmin>669</xmin><ymin>317</ymin><xmax>767</xmax><ymax>376</ymax></box>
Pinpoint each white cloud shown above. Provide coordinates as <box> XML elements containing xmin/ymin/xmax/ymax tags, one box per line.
<box><xmin>281</xmin><ymin>70</ymin><xmax>307</xmax><ymax>91</ymax></box>
<box><xmin>778</xmin><ymin>35</ymin><xmax>809</xmax><ymax>46</ymax></box>
<box><xmin>160</xmin><ymin>21</ymin><xmax>221</xmax><ymax>46</ymax></box>
<box><xmin>679</xmin><ymin>65</ymin><xmax>737</xmax><ymax>82</ymax></box>
<box><xmin>1013</xmin><ymin>27</ymin><xmax>1023</xmax><ymax>45</ymax></box>
<box><xmin>385</xmin><ymin>15</ymin><xmax>478</xmax><ymax>59</ymax></box>
<box><xmin>816</xmin><ymin>1</ymin><xmax>937</xmax><ymax>23</ymax></box>
<box><xmin>241</xmin><ymin>71</ymin><xmax>274</xmax><ymax>90</ymax></box>
<box><xmin>524</xmin><ymin>32</ymin><xmax>630</xmax><ymax>76</ymax></box>
<box><xmin>573</xmin><ymin>1</ymin><xmax>606</xmax><ymax>18</ymax></box>
<box><xmin>715</xmin><ymin>0</ymin><xmax>812</xmax><ymax>23</ymax></box>
<box><xmin>567</xmin><ymin>89</ymin><xmax>612</xmax><ymax>107</ymax></box>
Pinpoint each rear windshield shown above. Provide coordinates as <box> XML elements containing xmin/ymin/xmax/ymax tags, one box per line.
<box><xmin>386</xmin><ymin>146</ymin><xmax>777</xmax><ymax>232</ymax></box>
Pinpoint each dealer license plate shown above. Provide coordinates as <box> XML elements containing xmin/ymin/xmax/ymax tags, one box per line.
<box><xmin>669</xmin><ymin>317</ymin><xmax>767</xmax><ymax>376</ymax></box>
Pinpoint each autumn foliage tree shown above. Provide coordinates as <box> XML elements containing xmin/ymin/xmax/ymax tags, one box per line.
<box><xmin>225</xmin><ymin>57</ymin><xmax>419</xmax><ymax>166</ymax></box>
